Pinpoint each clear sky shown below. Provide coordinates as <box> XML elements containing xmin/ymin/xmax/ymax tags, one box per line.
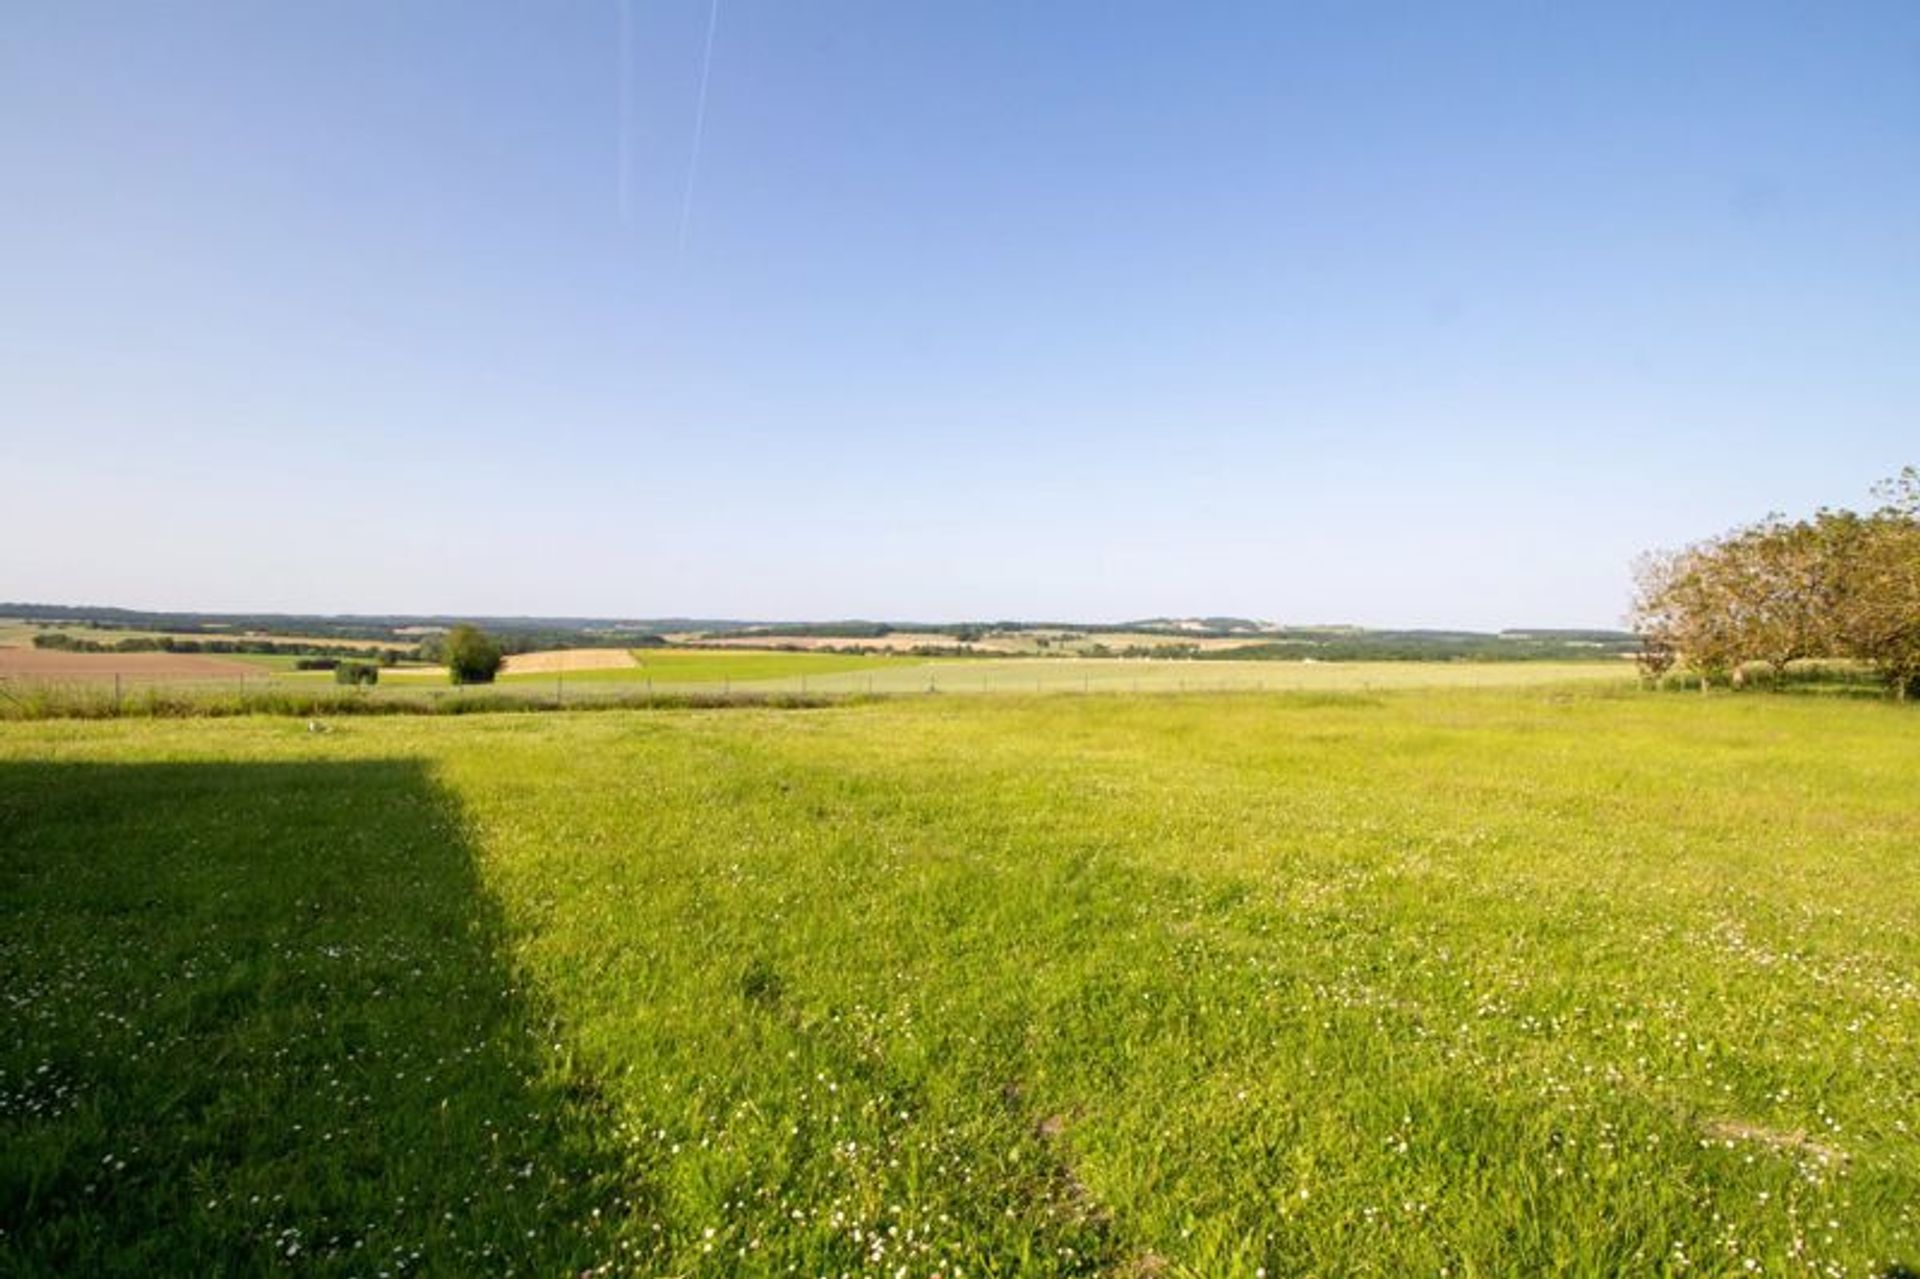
<box><xmin>3</xmin><ymin>2</ymin><xmax>1915</xmax><ymax>628</ymax></box>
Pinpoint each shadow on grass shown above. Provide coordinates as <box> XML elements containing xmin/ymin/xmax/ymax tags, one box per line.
<box><xmin>0</xmin><ymin>760</ymin><xmax>647</xmax><ymax>1275</ymax></box>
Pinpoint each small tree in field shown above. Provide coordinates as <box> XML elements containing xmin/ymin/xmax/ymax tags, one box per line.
<box><xmin>444</xmin><ymin>625</ymin><xmax>503</xmax><ymax>685</ymax></box>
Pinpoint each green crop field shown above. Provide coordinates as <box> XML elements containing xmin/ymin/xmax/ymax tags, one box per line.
<box><xmin>498</xmin><ymin>648</ymin><xmax>920</xmax><ymax>686</ymax></box>
<box><xmin>364</xmin><ymin>654</ymin><xmax>1635</xmax><ymax>701</ymax></box>
<box><xmin>804</xmin><ymin>657</ymin><xmax>1634</xmax><ymax>697</ymax></box>
<box><xmin>3</xmin><ymin>688</ymin><xmax>1916</xmax><ymax>1276</ymax></box>
<box><xmin>484</xmin><ymin>655</ymin><xmax>1633</xmax><ymax>696</ymax></box>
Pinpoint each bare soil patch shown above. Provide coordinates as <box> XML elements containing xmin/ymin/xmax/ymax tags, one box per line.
<box><xmin>1704</xmin><ymin>1119</ymin><xmax>1847</xmax><ymax>1164</ymax></box>
<box><xmin>0</xmin><ymin>648</ymin><xmax>264</xmax><ymax>680</ymax></box>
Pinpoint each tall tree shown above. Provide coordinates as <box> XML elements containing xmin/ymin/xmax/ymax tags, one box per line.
<box><xmin>1826</xmin><ymin>475</ymin><xmax>1920</xmax><ymax>698</ymax></box>
<box><xmin>1631</xmin><ymin>469</ymin><xmax>1919</xmax><ymax>697</ymax></box>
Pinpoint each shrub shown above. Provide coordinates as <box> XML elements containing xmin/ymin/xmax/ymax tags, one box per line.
<box><xmin>444</xmin><ymin>625</ymin><xmax>503</xmax><ymax>685</ymax></box>
<box><xmin>335</xmin><ymin>661</ymin><xmax>379</xmax><ymax>686</ymax></box>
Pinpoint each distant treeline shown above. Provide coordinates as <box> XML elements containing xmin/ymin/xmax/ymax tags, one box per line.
<box><xmin>32</xmin><ymin>633</ymin><xmax>410</xmax><ymax>662</ymax></box>
<box><xmin>415</xmin><ymin>631</ymin><xmax>664</xmax><ymax>659</ymax></box>
<box><xmin>726</xmin><ymin>618</ymin><xmax>1270</xmax><ymax>641</ymax></box>
<box><xmin>1195</xmin><ymin>631</ymin><xmax>1635</xmax><ymax>663</ymax></box>
<box><xmin>717</xmin><ymin>623</ymin><xmax>996</xmax><ymax>643</ymax></box>
<box><xmin>2</xmin><ymin>604</ymin><xmax>701</xmax><ymax>650</ymax></box>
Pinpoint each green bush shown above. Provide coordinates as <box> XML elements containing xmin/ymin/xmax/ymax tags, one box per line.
<box><xmin>334</xmin><ymin>661</ymin><xmax>379</xmax><ymax>686</ymax></box>
<box><xmin>444</xmin><ymin>625</ymin><xmax>503</xmax><ymax>685</ymax></box>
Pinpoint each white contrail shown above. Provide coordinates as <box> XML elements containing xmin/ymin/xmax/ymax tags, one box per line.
<box><xmin>617</xmin><ymin>0</ymin><xmax>635</xmax><ymax>224</ymax></box>
<box><xmin>679</xmin><ymin>0</ymin><xmax>721</xmax><ymax>249</ymax></box>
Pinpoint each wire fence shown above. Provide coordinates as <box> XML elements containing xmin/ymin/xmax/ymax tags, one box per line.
<box><xmin>0</xmin><ymin>660</ymin><xmax>1637</xmax><ymax>720</ymax></box>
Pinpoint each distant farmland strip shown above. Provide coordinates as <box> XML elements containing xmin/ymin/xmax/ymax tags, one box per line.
<box><xmin>0</xmin><ymin>648</ymin><xmax>264</xmax><ymax>680</ymax></box>
<box><xmin>497</xmin><ymin>648</ymin><xmax>916</xmax><ymax>685</ymax></box>
<box><xmin>500</xmin><ymin>648</ymin><xmax>639</xmax><ymax>675</ymax></box>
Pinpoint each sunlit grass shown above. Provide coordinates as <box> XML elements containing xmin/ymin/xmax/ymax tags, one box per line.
<box><xmin>498</xmin><ymin>654</ymin><xmax>1635</xmax><ymax>695</ymax></box>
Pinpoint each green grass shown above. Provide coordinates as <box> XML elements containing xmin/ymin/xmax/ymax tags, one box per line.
<box><xmin>829</xmin><ymin>656</ymin><xmax>1632</xmax><ymax>695</ymax></box>
<box><xmin>490</xmin><ymin>653</ymin><xmax>1634</xmax><ymax>695</ymax></box>
<box><xmin>222</xmin><ymin>653</ymin><xmax>320</xmax><ymax>672</ymax></box>
<box><xmin>3</xmin><ymin>688</ymin><xmax>1917</xmax><ymax>1275</ymax></box>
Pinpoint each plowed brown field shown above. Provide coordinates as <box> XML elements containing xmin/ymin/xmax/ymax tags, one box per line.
<box><xmin>0</xmin><ymin>648</ymin><xmax>263</xmax><ymax>680</ymax></box>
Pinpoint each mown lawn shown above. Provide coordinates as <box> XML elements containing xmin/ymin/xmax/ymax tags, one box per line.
<box><xmin>2</xmin><ymin>688</ymin><xmax>1916</xmax><ymax>1276</ymax></box>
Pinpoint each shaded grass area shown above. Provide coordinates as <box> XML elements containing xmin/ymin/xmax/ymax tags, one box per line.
<box><xmin>0</xmin><ymin>760</ymin><xmax>644</xmax><ymax>1274</ymax></box>
<box><xmin>2</xmin><ymin>690</ymin><xmax>1918</xmax><ymax>1274</ymax></box>
<box><xmin>1648</xmin><ymin>660</ymin><xmax>1904</xmax><ymax>700</ymax></box>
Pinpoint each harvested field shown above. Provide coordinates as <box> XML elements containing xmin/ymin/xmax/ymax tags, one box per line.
<box><xmin>500</xmin><ymin>648</ymin><xmax>639</xmax><ymax>675</ymax></box>
<box><xmin>0</xmin><ymin>647</ymin><xmax>263</xmax><ymax>680</ymax></box>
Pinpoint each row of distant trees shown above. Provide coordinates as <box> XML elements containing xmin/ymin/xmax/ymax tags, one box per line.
<box><xmin>33</xmin><ymin>632</ymin><xmax>407</xmax><ymax>662</ymax></box>
<box><xmin>327</xmin><ymin>624</ymin><xmax>504</xmax><ymax>685</ymax></box>
<box><xmin>1631</xmin><ymin>468</ymin><xmax>1920</xmax><ymax>698</ymax></box>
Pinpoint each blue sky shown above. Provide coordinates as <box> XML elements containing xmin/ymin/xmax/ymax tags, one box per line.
<box><xmin>3</xmin><ymin>2</ymin><xmax>1915</xmax><ymax>627</ymax></box>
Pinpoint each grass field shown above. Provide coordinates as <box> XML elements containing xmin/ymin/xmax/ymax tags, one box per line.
<box><xmin>3</xmin><ymin>688</ymin><xmax>1916</xmax><ymax>1275</ymax></box>
<box><xmin>486</xmin><ymin>654</ymin><xmax>1634</xmax><ymax>697</ymax></box>
<box><xmin>802</xmin><ymin>657</ymin><xmax>1634</xmax><ymax>696</ymax></box>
